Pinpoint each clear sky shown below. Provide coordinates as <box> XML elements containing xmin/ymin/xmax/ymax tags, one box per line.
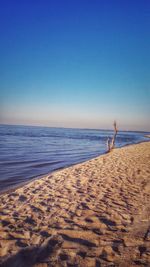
<box><xmin>0</xmin><ymin>0</ymin><xmax>150</xmax><ymax>131</ymax></box>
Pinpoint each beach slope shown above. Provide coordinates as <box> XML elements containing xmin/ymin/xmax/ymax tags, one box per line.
<box><xmin>0</xmin><ymin>142</ymin><xmax>150</xmax><ymax>266</ymax></box>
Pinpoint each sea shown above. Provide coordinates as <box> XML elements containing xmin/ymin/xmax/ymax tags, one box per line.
<box><xmin>0</xmin><ymin>124</ymin><xmax>149</xmax><ymax>192</ymax></box>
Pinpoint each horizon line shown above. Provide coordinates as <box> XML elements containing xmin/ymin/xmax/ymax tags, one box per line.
<box><xmin>0</xmin><ymin>123</ymin><xmax>150</xmax><ymax>134</ymax></box>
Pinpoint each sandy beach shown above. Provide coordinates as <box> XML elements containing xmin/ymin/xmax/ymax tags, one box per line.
<box><xmin>0</xmin><ymin>141</ymin><xmax>150</xmax><ymax>267</ymax></box>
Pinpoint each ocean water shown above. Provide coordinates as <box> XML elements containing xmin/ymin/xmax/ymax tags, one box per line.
<box><xmin>0</xmin><ymin>124</ymin><xmax>149</xmax><ymax>192</ymax></box>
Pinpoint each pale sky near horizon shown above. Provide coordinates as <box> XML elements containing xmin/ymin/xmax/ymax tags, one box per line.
<box><xmin>0</xmin><ymin>0</ymin><xmax>150</xmax><ymax>131</ymax></box>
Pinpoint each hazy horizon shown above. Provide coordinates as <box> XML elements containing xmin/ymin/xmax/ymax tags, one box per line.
<box><xmin>0</xmin><ymin>1</ymin><xmax>150</xmax><ymax>131</ymax></box>
<box><xmin>0</xmin><ymin>122</ymin><xmax>150</xmax><ymax>133</ymax></box>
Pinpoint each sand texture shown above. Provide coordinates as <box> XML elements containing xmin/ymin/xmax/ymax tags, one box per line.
<box><xmin>0</xmin><ymin>141</ymin><xmax>150</xmax><ymax>267</ymax></box>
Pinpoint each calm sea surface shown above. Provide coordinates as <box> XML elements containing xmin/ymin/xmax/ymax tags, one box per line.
<box><xmin>0</xmin><ymin>124</ymin><xmax>149</xmax><ymax>192</ymax></box>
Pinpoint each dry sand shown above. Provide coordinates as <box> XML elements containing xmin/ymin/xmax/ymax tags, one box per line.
<box><xmin>0</xmin><ymin>141</ymin><xmax>150</xmax><ymax>267</ymax></box>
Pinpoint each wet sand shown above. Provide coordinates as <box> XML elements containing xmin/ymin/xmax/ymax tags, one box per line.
<box><xmin>0</xmin><ymin>141</ymin><xmax>150</xmax><ymax>267</ymax></box>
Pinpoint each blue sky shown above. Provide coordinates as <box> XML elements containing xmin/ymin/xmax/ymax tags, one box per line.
<box><xmin>0</xmin><ymin>0</ymin><xmax>150</xmax><ymax>130</ymax></box>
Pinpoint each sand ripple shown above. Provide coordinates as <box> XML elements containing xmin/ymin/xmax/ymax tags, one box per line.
<box><xmin>0</xmin><ymin>142</ymin><xmax>150</xmax><ymax>266</ymax></box>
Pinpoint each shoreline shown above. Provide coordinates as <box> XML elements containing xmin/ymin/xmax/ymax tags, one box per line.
<box><xmin>144</xmin><ymin>134</ymin><xmax>150</xmax><ymax>138</ymax></box>
<box><xmin>0</xmin><ymin>141</ymin><xmax>150</xmax><ymax>266</ymax></box>
<box><xmin>1</xmin><ymin>138</ymin><xmax>150</xmax><ymax>196</ymax></box>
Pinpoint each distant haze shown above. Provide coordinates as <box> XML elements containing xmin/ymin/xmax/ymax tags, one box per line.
<box><xmin>0</xmin><ymin>1</ymin><xmax>150</xmax><ymax>131</ymax></box>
